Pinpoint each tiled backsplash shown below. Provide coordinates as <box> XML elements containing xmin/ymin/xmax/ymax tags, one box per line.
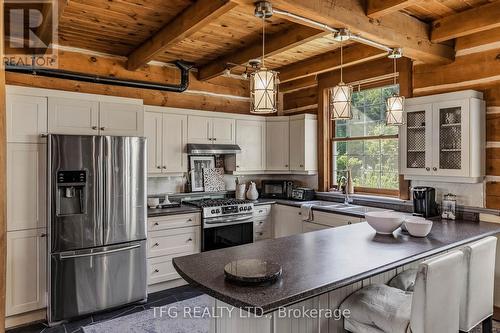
<box><xmin>410</xmin><ymin>180</ymin><xmax>485</xmax><ymax>208</ymax></box>
<box><xmin>147</xmin><ymin>174</ymin><xmax>318</xmax><ymax>196</ymax></box>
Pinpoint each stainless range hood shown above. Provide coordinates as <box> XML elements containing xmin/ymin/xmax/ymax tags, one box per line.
<box><xmin>187</xmin><ymin>143</ymin><xmax>241</xmax><ymax>155</ymax></box>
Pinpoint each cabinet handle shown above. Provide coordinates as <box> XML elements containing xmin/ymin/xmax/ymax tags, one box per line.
<box><xmin>40</xmin><ymin>133</ymin><xmax>48</xmax><ymax>138</ymax></box>
<box><xmin>100</xmin><ymin>127</ymin><xmax>105</xmax><ymax>131</ymax></box>
<box><xmin>187</xmin><ymin>218</ymin><xmax>193</xmax><ymax>222</ymax></box>
<box><xmin>259</xmin><ymin>221</ymin><xmax>264</xmax><ymax>225</ymax></box>
<box><xmin>258</xmin><ymin>232</ymin><xmax>263</xmax><ymax>236</ymax></box>
<box><xmin>259</xmin><ymin>210</ymin><xmax>263</xmax><ymax>213</ymax></box>
<box><xmin>162</xmin><ymin>166</ymin><xmax>167</xmax><ymax>169</ymax></box>
<box><xmin>425</xmin><ymin>167</ymin><xmax>430</xmax><ymax>171</ymax></box>
<box><xmin>213</xmin><ymin>138</ymin><xmax>217</xmax><ymax>141</ymax></box>
<box><xmin>40</xmin><ymin>233</ymin><xmax>47</xmax><ymax>238</ymax></box>
<box><xmin>300</xmin><ymin>164</ymin><xmax>304</xmax><ymax>167</ymax></box>
<box><xmin>285</xmin><ymin>165</ymin><xmax>289</xmax><ymax>168</ymax></box>
<box><xmin>154</xmin><ymin>269</ymin><xmax>159</xmax><ymax>273</ymax></box>
<box><xmin>347</xmin><ymin>221</ymin><xmax>352</xmax><ymax>225</ymax></box>
<box><xmin>157</xmin><ymin>166</ymin><xmax>161</xmax><ymax>169</ymax></box>
<box><xmin>236</xmin><ymin>165</ymin><xmax>240</xmax><ymax>168</ymax></box>
<box><xmin>187</xmin><ymin>238</ymin><xmax>193</xmax><ymax>242</ymax></box>
<box><xmin>92</xmin><ymin>126</ymin><xmax>98</xmax><ymax>130</ymax></box>
<box><xmin>298</xmin><ymin>212</ymin><xmax>302</xmax><ymax>215</ymax></box>
<box><xmin>154</xmin><ymin>222</ymin><xmax>159</xmax><ymax>226</ymax></box>
<box><xmin>433</xmin><ymin>167</ymin><xmax>437</xmax><ymax>171</ymax></box>
<box><xmin>153</xmin><ymin>242</ymin><xmax>159</xmax><ymax>247</ymax></box>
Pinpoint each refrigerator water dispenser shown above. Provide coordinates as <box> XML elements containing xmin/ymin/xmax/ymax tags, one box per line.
<box><xmin>56</xmin><ymin>170</ymin><xmax>87</xmax><ymax>216</ymax></box>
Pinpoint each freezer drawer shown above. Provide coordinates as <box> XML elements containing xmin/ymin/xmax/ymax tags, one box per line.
<box><xmin>50</xmin><ymin>240</ymin><xmax>147</xmax><ymax>322</ymax></box>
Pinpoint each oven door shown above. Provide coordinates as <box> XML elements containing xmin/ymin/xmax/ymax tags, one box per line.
<box><xmin>203</xmin><ymin>215</ymin><xmax>254</xmax><ymax>251</ymax></box>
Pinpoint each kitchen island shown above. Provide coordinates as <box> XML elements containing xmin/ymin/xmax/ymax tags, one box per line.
<box><xmin>173</xmin><ymin>219</ymin><xmax>500</xmax><ymax>333</ymax></box>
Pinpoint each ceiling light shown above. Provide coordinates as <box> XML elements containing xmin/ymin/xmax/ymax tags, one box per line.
<box><xmin>388</xmin><ymin>48</ymin><xmax>403</xmax><ymax>59</ymax></box>
<box><xmin>250</xmin><ymin>2</ymin><xmax>278</xmax><ymax>114</ymax></box>
<box><xmin>330</xmin><ymin>38</ymin><xmax>353</xmax><ymax>120</ymax></box>
<box><xmin>386</xmin><ymin>51</ymin><xmax>405</xmax><ymax>126</ymax></box>
<box><xmin>333</xmin><ymin>28</ymin><xmax>351</xmax><ymax>42</ymax></box>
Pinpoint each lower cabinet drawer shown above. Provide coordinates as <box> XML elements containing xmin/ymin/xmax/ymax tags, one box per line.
<box><xmin>147</xmin><ymin>227</ymin><xmax>200</xmax><ymax>258</ymax></box>
<box><xmin>148</xmin><ymin>213</ymin><xmax>200</xmax><ymax>232</ymax></box>
<box><xmin>254</xmin><ymin>218</ymin><xmax>271</xmax><ymax>232</ymax></box>
<box><xmin>253</xmin><ymin>205</ymin><xmax>272</xmax><ymax>218</ymax></box>
<box><xmin>254</xmin><ymin>228</ymin><xmax>272</xmax><ymax>241</ymax></box>
<box><xmin>148</xmin><ymin>254</ymin><xmax>193</xmax><ymax>285</ymax></box>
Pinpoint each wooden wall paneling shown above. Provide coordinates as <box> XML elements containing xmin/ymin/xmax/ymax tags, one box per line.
<box><xmin>283</xmin><ymin>86</ymin><xmax>318</xmax><ymax>111</ymax></box>
<box><xmin>455</xmin><ymin>27</ymin><xmax>500</xmax><ymax>56</ymax></box>
<box><xmin>431</xmin><ymin>2</ymin><xmax>500</xmax><ymax>42</ymax></box>
<box><xmin>486</xmin><ymin>148</ymin><xmax>500</xmax><ymax>176</ymax></box>
<box><xmin>413</xmin><ymin>49</ymin><xmax>500</xmax><ymax>96</ymax></box>
<box><xmin>486</xmin><ymin>182</ymin><xmax>500</xmax><ymax>209</ymax></box>
<box><xmin>126</xmin><ymin>0</ymin><xmax>237</xmax><ymax>70</ymax></box>
<box><xmin>485</xmin><ymin>85</ymin><xmax>500</xmax><ymax>106</ymax></box>
<box><xmin>0</xmin><ymin>0</ymin><xmax>6</xmax><ymax>330</ymax></box>
<box><xmin>317</xmin><ymin>87</ymin><xmax>330</xmax><ymax>192</ymax></box>
<box><xmin>280</xmin><ymin>76</ymin><xmax>317</xmax><ymax>94</ymax></box>
<box><xmin>5</xmin><ymin>72</ymin><xmax>250</xmax><ymax>114</ymax></box>
<box><xmin>366</xmin><ymin>0</ymin><xmax>420</xmax><ymax>19</ymax></box>
<box><xmin>487</xmin><ymin>113</ymin><xmax>500</xmax><ymax>142</ymax></box>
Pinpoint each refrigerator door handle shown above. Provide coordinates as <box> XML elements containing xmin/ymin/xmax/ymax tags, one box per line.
<box><xmin>59</xmin><ymin>243</ymin><xmax>141</xmax><ymax>260</ymax></box>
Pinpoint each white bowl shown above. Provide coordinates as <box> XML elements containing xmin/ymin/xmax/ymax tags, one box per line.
<box><xmin>405</xmin><ymin>218</ymin><xmax>433</xmax><ymax>237</ymax></box>
<box><xmin>365</xmin><ymin>211</ymin><xmax>404</xmax><ymax>235</ymax></box>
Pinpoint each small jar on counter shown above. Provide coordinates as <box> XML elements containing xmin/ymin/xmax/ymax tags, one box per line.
<box><xmin>442</xmin><ymin>193</ymin><xmax>457</xmax><ymax>220</ymax></box>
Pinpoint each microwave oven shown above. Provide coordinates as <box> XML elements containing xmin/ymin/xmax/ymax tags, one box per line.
<box><xmin>261</xmin><ymin>180</ymin><xmax>294</xmax><ymax>199</ymax></box>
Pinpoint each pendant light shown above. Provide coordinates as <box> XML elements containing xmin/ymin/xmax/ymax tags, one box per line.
<box><xmin>386</xmin><ymin>48</ymin><xmax>405</xmax><ymax>126</ymax></box>
<box><xmin>250</xmin><ymin>1</ymin><xmax>278</xmax><ymax>114</ymax></box>
<box><xmin>330</xmin><ymin>29</ymin><xmax>353</xmax><ymax>120</ymax></box>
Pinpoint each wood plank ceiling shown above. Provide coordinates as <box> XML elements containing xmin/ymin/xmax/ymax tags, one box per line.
<box><xmin>41</xmin><ymin>0</ymin><xmax>500</xmax><ymax>85</ymax></box>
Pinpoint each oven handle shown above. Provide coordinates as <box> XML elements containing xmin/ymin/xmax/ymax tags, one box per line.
<box><xmin>203</xmin><ymin>215</ymin><xmax>254</xmax><ymax>228</ymax></box>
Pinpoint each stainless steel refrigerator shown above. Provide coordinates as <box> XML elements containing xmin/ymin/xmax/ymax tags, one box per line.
<box><xmin>47</xmin><ymin>134</ymin><xmax>147</xmax><ymax>323</ymax></box>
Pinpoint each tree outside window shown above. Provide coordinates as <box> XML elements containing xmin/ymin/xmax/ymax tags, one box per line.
<box><xmin>333</xmin><ymin>85</ymin><xmax>399</xmax><ymax>191</ymax></box>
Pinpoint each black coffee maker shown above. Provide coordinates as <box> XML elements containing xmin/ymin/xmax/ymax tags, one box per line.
<box><xmin>412</xmin><ymin>186</ymin><xmax>439</xmax><ymax>218</ymax></box>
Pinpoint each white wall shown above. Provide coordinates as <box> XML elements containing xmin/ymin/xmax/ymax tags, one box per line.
<box><xmin>147</xmin><ymin>174</ymin><xmax>318</xmax><ymax>196</ymax></box>
<box><xmin>410</xmin><ymin>179</ymin><xmax>485</xmax><ymax>208</ymax></box>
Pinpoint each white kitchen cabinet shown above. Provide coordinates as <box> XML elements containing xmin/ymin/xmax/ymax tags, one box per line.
<box><xmin>7</xmin><ymin>144</ymin><xmax>46</xmax><ymax>231</ymax></box>
<box><xmin>266</xmin><ymin>118</ymin><xmax>289</xmax><ymax>171</ymax></box>
<box><xmin>7</xmin><ymin>94</ymin><xmax>47</xmax><ymax>143</ymax></box>
<box><xmin>48</xmin><ymin>97</ymin><xmax>143</xmax><ymax>136</ymax></box>
<box><xmin>303</xmin><ymin>222</ymin><xmax>330</xmax><ymax>233</ymax></box>
<box><xmin>311</xmin><ymin>210</ymin><xmax>362</xmax><ymax>228</ymax></box>
<box><xmin>273</xmin><ymin>205</ymin><xmax>303</xmax><ymax>238</ymax></box>
<box><xmin>236</xmin><ymin>119</ymin><xmax>266</xmax><ymax>172</ymax></box>
<box><xmin>400</xmin><ymin>90</ymin><xmax>485</xmax><ymax>183</ymax></box>
<box><xmin>6</xmin><ymin>228</ymin><xmax>47</xmax><ymax>316</ymax></box>
<box><xmin>254</xmin><ymin>204</ymin><xmax>273</xmax><ymax>241</ymax></box>
<box><xmin>99</xmin><ymin>102</ymin><xmax>143</xmax><ymax>136</ymax></box>
<box><xmin>187</xmin><ymin>115</ymin><xmax>235</xmax><ymax>144</ymax></box>
<box><xmin>48</xmin><ymin>97</ymin><xmax>99</xmax><ymax>135</ymax></box>
<box><xmin>289</xmin><ymin>114</ymin><xmax>317</xmax><ymax>173</ymax></box>
<box><xmin>144</xmin><ymin>111</ymin><xmax>187</xmax><ymax>174</ymax></box>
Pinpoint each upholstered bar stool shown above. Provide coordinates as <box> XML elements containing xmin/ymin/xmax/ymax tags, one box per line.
<box><xmin>340</xmin><ymin>250</ymin><xmax>464</xmax><ymax>333</ymax></box>
<box><xmin>388</xmin><ymin>236</ymin><xmax>497</xmax><ymax>333</ymax></box>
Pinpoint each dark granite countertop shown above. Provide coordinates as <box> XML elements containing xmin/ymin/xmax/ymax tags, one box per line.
<box><xmin>173</xmin><ymin>219</ymin><xmax>500</xmax><ymax>314</ymax></box>
<box><xmin>147</xmin><ymin>204</ymin><xmax>201</xmax><ymax>217</ymax></box>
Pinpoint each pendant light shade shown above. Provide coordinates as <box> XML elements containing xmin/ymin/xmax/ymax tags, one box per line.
<box><xmin>250</xmin><ymin>68</ymin><xmax>278</xmax><ymax>114</ymax></box>
<box><xmin>330</xmin><ymin>35</ymin><xmax>353</xmax><ymax>120</ymax></box>
<box><xmin>385</xmin><ymin>48</ymin><xmax>405</xmax><ymax>126</ymax></box>
<box><xmin>330</xmin><ymin>83</ymin><xmax>353</xmax><ymax>120</ymax></box>
<box><xmin>250</xmin><ymin>1</ymin><xmax>278</xmax><ymax>114</ymax></box>
<box><xmin>386</xmin><ymin>95</ymin><xmax>405</xmax><ymax>125</ymax></box>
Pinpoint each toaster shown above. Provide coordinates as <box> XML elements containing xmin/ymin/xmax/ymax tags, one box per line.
<box><xmin>291</xmin><ymin>187</ymin><xmax>315</xmax><ymax>201</ymax></box>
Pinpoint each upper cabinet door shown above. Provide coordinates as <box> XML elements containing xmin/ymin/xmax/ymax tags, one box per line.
<box><xmin>163</xmin><ymin>114</ymin><xmax>188</xmax><ymax>173</ymax></box>
<box><xmin>236</xmin><ymin>120</ymin><xmax>266</xmax><ymax>172</ymax></box>
<box><xmin>187</xmin><ymin>115</ymin><xmax>212</xmax><ymax>144</ymax></box>
<box><xmin>400</xmin><ymin>103</ymin><xmax>433</xmax><ymax>176</ymax></box>
<box><xmin>7</xmin><ymin>144</ymin><xmax>46</xmax><ymax>231</ymax></box>
<box><xmin>212</xmin><ymin>117</ymin><xmax>235</xmax><ymax>144</ymax></box>
<box><xmin>289</xmin><ymin>119</ymin><xmax>305</xmax><ymax>171</ymax></box>
<box><xmin>432</xmin><ymin>99</ymin><xmax>470</xmax><ymax>177</ymax></box>
<box><xmin>144</xmin><ymin>112</ymin><xmax>163</xmax><ymax>174</ymax></box>
<box><xmin>6</xmin><ymin>228</ymin><xmax>47</xmax><ymax>316</ymax></box>
<box><xmin>7</xmin><ymin>94</ymin><xmax>47</xmax><ymax>143</ymax></box>
<box><xmin>99</xmin><ymin>102</ymin><xmax>144</xmax><ymax>136</ymax></box>
<box><xmin>48</xmin><ymin>97</ymin><xmax>99</xmax><ymax>135</ymax></box>
<box><xmin>266</xmin><ymin>120</ymin><xmax>289</xmax><ymax>171</ymax></box>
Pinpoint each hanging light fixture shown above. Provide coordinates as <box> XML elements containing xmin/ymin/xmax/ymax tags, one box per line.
<box><xmin>250</xmin><ymin>1</ymin><xmax>278</xmax><ymax>114</ymax></box>
<box><xmin>330</xmin><ymin>29</ymin><xmax>353</xmax><ymax>120</ymax></box>
<box><xmin>386</xmin><ymin>48</ymin><xmax>405</xmax><ymax>126</ymax></box>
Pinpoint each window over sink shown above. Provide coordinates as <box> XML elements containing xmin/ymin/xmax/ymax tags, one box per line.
<box><xmin>332</xmin><ymin>84</ymin><xmax>400</xmax><ymax>194</ymax></box>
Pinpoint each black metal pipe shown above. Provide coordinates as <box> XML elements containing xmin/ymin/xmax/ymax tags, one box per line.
<box><xmin>5</xmin><ymin>60</ymin><xmax>194</xmax><ymax>93</ymax></box>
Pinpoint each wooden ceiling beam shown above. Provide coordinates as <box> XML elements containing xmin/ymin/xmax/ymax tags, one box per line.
<box><xmin>431</xmin><ymin>2</ymin><xmax>500</xmax><ymax>43</ymax></box>
<box><xmin>37</xmin><ymin>0</ymin><xmax>69</xmax><ymax>46</ymax></box>
<box><xmin>126</xmin><ymin>0</ymin><xmax>237</xmax><ymax>71</ymax></box>
<box><xmin>455</xmin><ymin>27</ymin><xmax>500</xmax><ymax>56</ymax></box>
<box><xmin>366</xmin><ymin>0</ymin><xmax>420</xmax><ymax>19</ymax></box>
<box><xmin>197</xmin><ymin>25</ymin><xmax>328</xmax><ymax>81</ymax></box>
<box><xmin>233</xmin><ymin>0</ymin><xmax>454</xmax><ymax>64</ymax></box>
<box><xmin>278</xmin><ymin>44</ymin><xmax>387</xmax><ymax>83</ymax></box>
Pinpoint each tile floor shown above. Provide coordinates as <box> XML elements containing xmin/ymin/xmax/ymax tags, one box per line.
<box><xmin>7</xmin><ymin>285</ymin><xmax>500</xmax><ymax>333</ymax></box>
<box><xmin>7</xmin><ymin>285</ymin><xmax>203</xmax><ymax>333</ymax></box>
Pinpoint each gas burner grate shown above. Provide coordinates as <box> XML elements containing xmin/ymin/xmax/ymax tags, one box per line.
<box><xmin>185</xmin><ymin>198</ymin><xmax>251</xmax><ymax>208</ymax></box>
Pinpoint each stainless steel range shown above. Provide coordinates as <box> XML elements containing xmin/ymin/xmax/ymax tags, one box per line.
<box><xmin>185</xmin><ymin>199</ymin><xmax>254</xmax><ymax>251</ymax></box>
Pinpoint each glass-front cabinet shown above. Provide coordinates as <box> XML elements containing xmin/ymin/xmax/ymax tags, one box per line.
<box><xmin>400</xmin><ymin>90</ymin><xmax>485</xmax><ymax>183</ymax></box>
